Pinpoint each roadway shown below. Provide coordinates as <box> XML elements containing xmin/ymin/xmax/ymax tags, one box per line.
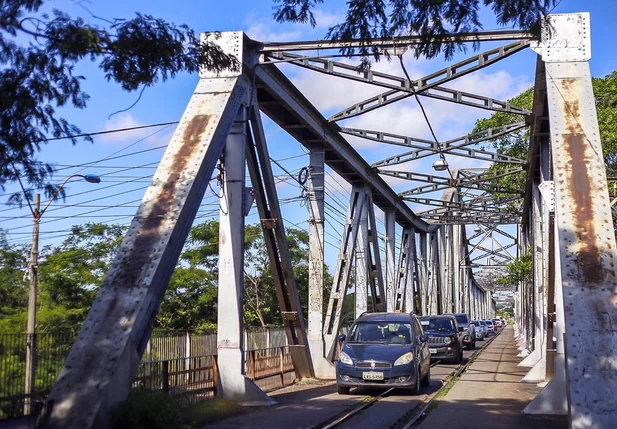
<box><xmin>207</xmin><ymin>335</ymin><xmax>493</xmax><ymax>429</ymax></box>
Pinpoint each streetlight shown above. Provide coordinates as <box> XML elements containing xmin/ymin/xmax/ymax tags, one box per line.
<box><xmin>432</xmin><ymin>158</ymin><xmax>449</xmax><ymax>171</ymax></box>
<box><xmin>21</xmin><ymin>173</ymin><xmax>100</xmax><ymax>415</ymax></box>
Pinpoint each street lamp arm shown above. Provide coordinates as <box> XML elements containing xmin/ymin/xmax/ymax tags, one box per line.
<box><xmin>39</xmin><ymin>173</ymin><xmax>100</xmax><ymax>218</ymax></box>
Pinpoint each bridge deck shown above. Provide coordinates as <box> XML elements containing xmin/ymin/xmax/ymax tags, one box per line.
<box><xmin>206</xmin><ymin>327</ymin><xmax>567</xmax><ymax>428</ymax></box>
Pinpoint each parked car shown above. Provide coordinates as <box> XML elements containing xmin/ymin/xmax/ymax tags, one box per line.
<box><xmin>500</xmin><ymin>318</ymin><xmax>507</xmax><ymax>326</ymax></box>
<box><xmin>336</xmin><ymin>312</ymin><xmax>431</xmax><ymax>395</ymax></box>
<box><xmin>482</xmin><ymin>320</ymin><xmax>495</xmax><ymax>334</ymax></box>
<box><xmin>449</xmin><ymin>313</ymin><xmax>476</xmax><ymax>349</ymax></box>
<box><xmin>471</xmin><ymin>320</ymin><xmax>486</xmax><ymax>340</ymax></box>
<box><xmin>419</xmin><ymin>315</ymin><xmax>464</xmax><ymax>364</ymax></box>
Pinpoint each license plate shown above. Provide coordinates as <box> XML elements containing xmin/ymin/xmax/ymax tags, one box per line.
<box><xmin>362</xmin><ymin>371</ymin><xmax>384</xmax><ymax>381</ymax></box>
<box><xmin>429</xmin><ymin>348</ymin><xmax>437</xmax><ymax>354</ymax></box>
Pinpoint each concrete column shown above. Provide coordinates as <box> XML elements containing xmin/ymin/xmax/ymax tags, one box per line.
<box><xmin>452</xmin><ymin>225</ymin><xmax>461</xmax><ymax>313</ymax></box>
<box><xmin>385</xmin><ymin>210</ymin><xmax>396</xmax><ymax>312</ymax></box>
<box><xmin>355</xmin><ymin>188</ymin><xmax>369</xmax><ymax>318</ymax></box>
<box><xmin>418</xmin><ymin>233</ymin><xmax>428</xmax><ymax>314</ymax></box>
<box><xmin>307</xmin><ymin>149</ymin><xmax>333</xmax><ymax>378</ymax></box>
<box><xmin>217</xmin><ymin>107</ymin><xmax>273</xmax><ymax>405</ymax></box>
<box><xmin>524</xmin><ymin>216</ymin><xmax>567</xmax><ymax>415</ymax></box>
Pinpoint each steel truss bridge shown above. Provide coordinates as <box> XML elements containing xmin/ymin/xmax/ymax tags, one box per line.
<box><xmin>38</xmin><ymin>12</ymin><xmax>615</xmax><ymax>429</ymax></box>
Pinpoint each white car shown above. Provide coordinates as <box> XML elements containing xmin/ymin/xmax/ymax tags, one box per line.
<box><xmin>471</xmin><ymin>320</ymin><xmax>486</xmax><ymax>340</ymax></box>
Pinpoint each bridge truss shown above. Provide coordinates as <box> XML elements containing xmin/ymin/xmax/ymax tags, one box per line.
<box><xmin>39</xmin><ymin>12</ymin><xmax>616</xmax><ymax>429</ymax></box>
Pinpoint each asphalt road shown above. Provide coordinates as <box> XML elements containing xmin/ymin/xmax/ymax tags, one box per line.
<box><xmin>207</xmin><ymin>334</ymin><xmax>496</xmax><ymax>429</ymax></box>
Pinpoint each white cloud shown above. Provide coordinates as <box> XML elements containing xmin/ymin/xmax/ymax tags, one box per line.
<box><xmin>312</xmin><ymin>9</ymin><xmax>342</xmax><ymax>29</ymax></box>
<box><xmin>98</xmin><ymin>113</ymin><xmax>175</xmax><ymax>147</ymax></box>
<box><xmin>246</xmin><ymin>21</ymin><xmax>302</xmax><ymax>42</ymax></box>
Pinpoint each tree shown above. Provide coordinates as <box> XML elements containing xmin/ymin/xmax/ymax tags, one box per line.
<box><xmin>472</xmin><ymin>70</ymin><xmax>617</xmax><ymax>212</ymax></box>
<box><xmin>0</xmin><ymin>231</ymin><xmax>28</xmax><ymax>318</ymax></box>
<box><xmin>0</xmin><ymin>223</ymin><xmax>126</xmax><ymax>334</ymax></box>
<box><xmin>0</xmin><ymin>1</ymin><xmax>234</xmax><ymax>204</ymax></box>
<box><xmin>495</xmin><ymin>249</ymin><xmax>532</xmax><ymax>288</ymax></box>
<box><xmin>2</xmin><ymin>0</ymin><xmax>555</xmax><ymax>200</ymax></box>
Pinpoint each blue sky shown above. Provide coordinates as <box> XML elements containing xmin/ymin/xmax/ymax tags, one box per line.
<box><xmin>2</xmin><ymin>0</ymin><xmax>616</xmax><ymax>275</ymax></box>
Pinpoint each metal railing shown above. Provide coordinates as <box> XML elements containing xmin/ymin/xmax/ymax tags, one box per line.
<box><xmin>245</xmin><ymin>346</ymin><xmax>295</xmax><ymax>392</ymax></box>
<box><xmin>132</xmin><ymin>355</ymin><xmax>218</xmax><ymax>406</ymax></box>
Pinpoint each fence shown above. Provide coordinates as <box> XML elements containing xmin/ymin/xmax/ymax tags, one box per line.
<box><xmin>0</xmin><ymin>327</ymin><xmax>290</xmax><ymax>420</ymax></box>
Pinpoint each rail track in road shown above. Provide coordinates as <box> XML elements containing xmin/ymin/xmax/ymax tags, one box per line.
<box><xmin>312</xmin><ymin>330</ymin><xmax>502</xmax><ymax>429</ymax></box>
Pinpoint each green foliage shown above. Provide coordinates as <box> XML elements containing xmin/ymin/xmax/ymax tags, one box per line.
<box><xmin>472</xmin><ymin>70</ymin><xmax>617</xmax><ymax>213</ymax></box>
<box><xmin>0</xmin><ymin>2</ymin><xmax>235</xmax><ymax>204</ymax></box>
<box><xmin>0</xmin><ymin>231</ymin><xmax>28</xmax><ymax>318</ymax></box>
<box><xmin>496</xmin><ymin>249</ymin><xmax>532</xmax><ymax>287</ymax></box>
<box><xmin>274</xmin><ymin>0</ymin><xmax>556</xmax><ymax>65</ymax></box>
<box><xmin>594</xmin><ymin>71</ymin><xmax>617</xmax><ymax>174</ymax></box>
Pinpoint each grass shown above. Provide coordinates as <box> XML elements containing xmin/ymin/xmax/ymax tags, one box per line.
<box><xmin>113</xmin><ymin>392</ymin><xmax>242</xmax><ymax>429</ymax></box>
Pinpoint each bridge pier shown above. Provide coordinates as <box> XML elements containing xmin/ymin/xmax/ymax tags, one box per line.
<box><xmin>216</xmin><ymin>106</ymin><xmax>275</xmax><ymax>405</ymax></box>
<box><xmin>354</xmin><ymin>187</ymin><xmax>370</xmax><ymax>317</ymax></box>
<box><xmin>307</xmin><ymin>148</ymin><xmax>335</xmax><ymax>378</ymax></box>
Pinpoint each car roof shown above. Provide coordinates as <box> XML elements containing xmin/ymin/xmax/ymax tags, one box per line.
<box><xmin>419</xmin><ymin>315</ymin><xmax>454</xmax><ymax>320</ymax></box>
<box><xmin>355</xmin><ymin>312</ymin><xmax>412</xmax><ymax>323</ymax></box>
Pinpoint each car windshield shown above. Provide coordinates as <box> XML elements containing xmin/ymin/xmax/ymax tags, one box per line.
<box><xmin>420</xmin><ymin>318</ymin><xmax>454</xmax><ymax>332</ymax></box>
<box><xmin>347</xmin><ymin>321</ymin><xmax>413</xmax><ymax>344</ymax></box>
<box><xmin>454</xmin><ymin>315</ymin><xmax>467</xmax><ymax>325</ymax></box>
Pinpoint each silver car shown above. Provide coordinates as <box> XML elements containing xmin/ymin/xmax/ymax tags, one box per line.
<box><xmin>471</xmin><ymin>320</ymin><xmax>486</xmax><ymax>340</ymax></box>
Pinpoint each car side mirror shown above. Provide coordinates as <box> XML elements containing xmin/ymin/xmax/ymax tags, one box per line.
<box><xmin>338</xmin><ymin>334</ymin><xmax>346</xmax><ymax>342</ymax></box>
<box><xmin>419</xmin><ymin>334</ymin><xmax>428</xmax><ymax>343</ymax></box>
<box><xmin>458</xmin><ymin>327</ymin><xmax>464</xmax><ymax>333</ymax></box>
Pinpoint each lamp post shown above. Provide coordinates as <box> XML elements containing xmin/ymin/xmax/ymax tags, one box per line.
<box><xmin>23</xmin><ymin>173</ymin><xmax>100</xmax><ymax>415</ymax></box>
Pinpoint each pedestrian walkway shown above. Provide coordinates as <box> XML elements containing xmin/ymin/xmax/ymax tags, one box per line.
<box><xmin>418</xmin><ymin>326</ymin><xmax>568</xmax><ymax>429</ymax></box>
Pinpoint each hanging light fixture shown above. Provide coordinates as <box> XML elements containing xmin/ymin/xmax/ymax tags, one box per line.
<box><xmin>432</xmin><ymin>158</ymin><xmax>448</xmax><ymax>171</ymax></box>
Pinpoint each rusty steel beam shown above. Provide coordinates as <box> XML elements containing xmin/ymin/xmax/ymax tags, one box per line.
<box><xmin>535</xmin><ymin>13</ymin><xmax>617</xmax><ymax>428</ymax></box>
<box><xmin>41</xmin><ymin>67</ymin><xmax>251</xmax><ymax>428</ymax></box>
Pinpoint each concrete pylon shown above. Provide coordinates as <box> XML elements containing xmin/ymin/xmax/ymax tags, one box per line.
<box><xmin>307</xmin><ymin>149</ymin><xmax>335</xmax><ymax>379</ymax></box>
<box><xmin>216</xmin><ymin>106</ymin><xmax>275</xmax><ymax>406</ymax></box>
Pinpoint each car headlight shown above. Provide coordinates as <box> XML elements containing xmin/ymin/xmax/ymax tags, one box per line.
<box><xmin>443</xmin><ymin>337</ymin><xmax>451</xmax><ymax>344</ymax></box>
<box><xmin>394</xmin><ymin>352</ymin><xmax>414</xmax><ymax>366</ymax></box>
<box><xmin>339</xmin><ymin>351</ymin><xmax>353</xmax><ymax>365</ymax></box>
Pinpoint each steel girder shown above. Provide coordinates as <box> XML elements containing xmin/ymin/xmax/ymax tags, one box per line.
<box><xmin>328</xmin><ymin>42</ymin><xmax>530</xmax><ymax>121</ymax></box>
<box><xmin>247</xmin><ymin>105</ymin><xmax>314</xmax><ymax>378</ymax></box>
<box><xmin>267</xmin><ymin>46</ymin><xmax>530</xmax><ymax>120</ymax></box>
<box><xmin>255</xmin><ymin>63</ymin><xmax>434</xmax><ymax>233</ymax></box>
<box><xmin>259</xmin><ymin>30</ymin><xmax>534</xmax><ymax>52</ymax></box>
<box><xmin>370</xmin><ymin>124</ymin><xmax>528</xmax><ymax>168</ymax></box>
<box><xmin>323</xmin><ymin>188</ymin><xmax>365</xmax><ymax>360</ymax></box>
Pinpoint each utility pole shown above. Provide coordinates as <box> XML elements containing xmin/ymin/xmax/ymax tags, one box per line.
<box><xmin>24</xmin><ymin>193</ymin><xmax>40</xmax><ymax>416</ymax></box>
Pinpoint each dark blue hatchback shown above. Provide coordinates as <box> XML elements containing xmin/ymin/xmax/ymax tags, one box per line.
<box><xmin>336</xmin><ymin>312</ymin><xmax>431</xmax><ymax>395</ymax></box>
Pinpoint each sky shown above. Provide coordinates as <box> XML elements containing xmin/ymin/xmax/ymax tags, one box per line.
<box><xmin>2</xmin><ymin>0</ymin><xmax>616</xmax><ymax>277</ymax></box>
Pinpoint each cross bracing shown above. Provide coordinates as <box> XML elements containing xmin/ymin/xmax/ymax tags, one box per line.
<box><xmin>38</xmin><ymin>13</ymin><xmax>617</xmax><ymax>429</ymax></box>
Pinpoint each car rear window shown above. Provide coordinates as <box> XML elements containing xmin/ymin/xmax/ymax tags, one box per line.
<box><xmin>455</xmin><ymin>315</ymin><xmax>467</xmax><ymax>325</ymax></box>
<box><xmin>348</xmin><ymin>321</ymin><xmax>413</xmax><ymax>344</ymax></box>
<box><xmin>420</xmin><ymin>318</ymin><xmax>454</xmax><ymax>332</ymax></box>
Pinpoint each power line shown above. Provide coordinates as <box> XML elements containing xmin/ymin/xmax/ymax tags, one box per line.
<box><xmin>45</xmin><ymin>121</ymin><xmax>179</xmax><ymax>142</ymax></box>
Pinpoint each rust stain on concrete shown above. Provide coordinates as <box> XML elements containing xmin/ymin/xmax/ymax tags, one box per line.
<box><xmin>561</xmin><ymin>78</ymin><xmax>602</xmax><ymax>284</ymax></box>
